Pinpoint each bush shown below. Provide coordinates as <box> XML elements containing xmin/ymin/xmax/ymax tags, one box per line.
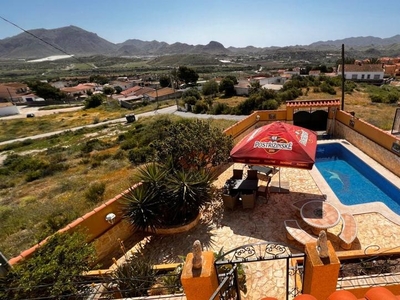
<box><xmin>111</xmin><ymin>245</ymin><xmax>157</xmax><ymax>298</ymax></box>
<box><xmin>85</xmin><ymin>182</ymin><xmax>106</xmax><ymax>203</ymax></box>
<box><xmin>128</xmin><ymin>147</ymin><xmax>151</xmax><ymax>165</ymax></box>
<box><xmin>261</xmin><ymin>99</ymin><xmax>279</xmax><ymax>110</ymax></box>
<box><xmin>193</xmin><ymin>101</ymin><xmax>208</xmax><ymax>113</ymax></box>
<box><xmin>210</xmin><ymin>102</ymin><xmax>231</xmax><ymax>115</ymax></box>
<box><xmin>320</xmin><ymin>82</ymin><xmax>336</xmax><ymax>95</ymax></box>
<box><xmin>0</xmin><ymin>232</ymin><xmax>96</xmax><ymax>300</ymax></box>
<box><xmin>84</xmin><ymin>94</ymin><xmax>105</xmax><ymax>109</ymax></box>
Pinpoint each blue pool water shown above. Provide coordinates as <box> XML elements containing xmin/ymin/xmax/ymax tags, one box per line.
<box><xmin>315</xmin><ymin>142</ymin><xmax>400</xmax><ymax>214</ymax></box>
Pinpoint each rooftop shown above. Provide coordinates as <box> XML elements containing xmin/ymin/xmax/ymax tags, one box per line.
<box><xmin>115</xmin><ymin>139</ymin><xmax>400</xmax><ymax>299</ymax></box>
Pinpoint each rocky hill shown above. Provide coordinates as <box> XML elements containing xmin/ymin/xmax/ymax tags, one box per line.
<box><xmin>1</xmin><ymin>25</ymin><xmax>400</xmax><ymax>59</ymax></box>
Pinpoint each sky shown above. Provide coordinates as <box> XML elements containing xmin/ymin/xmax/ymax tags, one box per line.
<box><xmin>1</xmin><ymin>0</ymin><xmax>400</xmax><ymax>48</ymax></box>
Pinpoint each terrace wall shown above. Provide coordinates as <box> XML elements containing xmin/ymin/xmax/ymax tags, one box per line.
<box><xmin>334</xmin><ymin>110</ymin><xmax>400</xmax><ymax>177</ymax></box>
<box><xmin>9</xmin><ymin>106</ymin><xmax>399</xmax><ymax>267</ymax></box>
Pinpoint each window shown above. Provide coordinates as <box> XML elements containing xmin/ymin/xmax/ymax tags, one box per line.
<box><xmin>361</xmin><ymin>74</ymin><xmax>365</xmax><ymax>79</ymax></box>
<box><xmin>367</xmin><ymin>74</ymin><xmax>370</xmax><ymax>79</ymax></box>
<box><xmin>374</xmin><ymin>74</ymin><xmax>380</xmax><ymax>80</ymax></box>
<box><xmin>351</xmin><ymin>74</ymin><xmax>357</xmax><ymax>80</ymax></box>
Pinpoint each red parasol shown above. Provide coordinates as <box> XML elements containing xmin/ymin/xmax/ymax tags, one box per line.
<box><xmin>230</xmin><ymin>121</ymin><xmax>318</xmax><ymax>170</ymax></box>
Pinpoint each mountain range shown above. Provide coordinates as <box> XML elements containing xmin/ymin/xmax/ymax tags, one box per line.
<box><xmin>1</xmin><ymin>25</ymin><xmax>400</xmax><ymax>59</ymax></box>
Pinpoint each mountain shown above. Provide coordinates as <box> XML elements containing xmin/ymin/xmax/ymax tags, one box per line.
<box><xmin>309</xmin><ymin>35</ymin><xmax>400</xmax><ymax>48</ymax></box>
<box><xmin>0</xmin><ymin>26</ymin><xmax>117</xmax><ymax>59</ymax></box>
<box><xmin>1</xmin><ymin>25</ymin><xmax>400</xmax><ymax>59</ymax></box>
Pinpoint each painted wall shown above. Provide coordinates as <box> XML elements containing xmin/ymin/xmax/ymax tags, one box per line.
<box><xmin>335</xmin><ymin>110</ymin><xmax>400</xmax><ymax>177</ymax></box>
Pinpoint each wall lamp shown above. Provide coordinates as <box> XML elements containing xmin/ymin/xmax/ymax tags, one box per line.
<box><xmin>256</xmin><ymin>115</ymin><xmax>260</xmax><ymax>121</ymax></box>
<box><xmin>105</xmin><ymin>213</ymin><xmax>116</xmax><ymax>225</ymax></box>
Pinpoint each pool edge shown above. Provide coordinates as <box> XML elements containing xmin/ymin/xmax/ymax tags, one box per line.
<box><xmin>311</xmin><ymin>139</ymin><xmax>400</xmax><ymax>226</ymax></box>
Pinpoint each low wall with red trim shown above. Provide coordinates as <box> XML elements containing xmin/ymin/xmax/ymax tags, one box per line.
<box><xmin>9</xmin><ymin>185</ymin><xmax>138</xmax><ymax>266</ymax></box>
<box><xmin>335</xmin><ymin>110</ymin><xmax>400</xmax><ymax>177</ymax></box>
<box><xmin>9</xmin><ymin>107</ymin><xmax>399</xmax><ymax>267</ymax></box>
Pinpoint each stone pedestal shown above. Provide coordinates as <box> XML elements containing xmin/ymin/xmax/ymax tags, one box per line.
<box><xmin>303</xmin><ymin>241</ymin><xmax>340</xmax><ymax>300</ymax></box>
<box><xmin>181</xmin><ymin>251</ymin><xmax>219</xmax><ymax>300</ymax></box>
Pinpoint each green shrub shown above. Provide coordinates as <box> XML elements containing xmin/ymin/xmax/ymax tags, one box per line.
<box><xmin>111</xmin><ymin>246</ymin><xmax>157</xmax><ymax>298</ymax></box>
<box><xmin>320</xmin><ymin>82</ymin><xmax>336</xmax><ymax>95</ymax></box>
<box><xmin>128</xmin><ymin>147</ymin><xmax>151</xmax><ymax>165</ymax></box>
<box><xmin>84</xmin><ymin>182</ymin><xmax>106</xmax><ymax>203</ymax></box>
<box><xmin>193</xmin><ymin>101</ymin><xmax>208</xmax><ymax>113</ymax></box>
<box><xmin>211</xmin><ymin>102</ymin><xmax>231</xmax><ymax>115</ymax></box>
<box><xmin>0</xmin><ymin>232</ymin><xmax>96</xmax><ymax>300</ymax></box>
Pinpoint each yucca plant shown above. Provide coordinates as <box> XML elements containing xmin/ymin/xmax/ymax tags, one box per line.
<box><xmin>122</xmin><ymin>162</ymin><xmax>215</xmax><ymax>230</ymax></box>
<box><xmin>165</xmin><ymin>167</ymin><xmax>215</xmax><ymax>225</ymax></box>
<box><xmin>122</xmin><ymin>184</ymin><xmax>165</xmax><ymax>232</ymax></box>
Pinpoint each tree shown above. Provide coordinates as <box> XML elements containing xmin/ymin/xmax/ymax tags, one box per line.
<box><xmin>114</xmin><ymin>86</ymin><xmax>123</xmax><ymax>94</ymax></box>
<box><xmin>90</xmin><ymin>75</ymin><xmax>109</xmax><ymax>85</ymax></box>
<box><xmin>225</xmin><ymin>75</ymin><xmax>238</xmax><ymax>85</ymax></box>
<box><xmin>248</xmin><ymin>81</ymin><xmax>262</xmax><ymax>96</ymax></box>
<box><xmin>202</xmin><ymin>80</ymin><xmax>219</xmax><ymax>96</ymax></box>
<box><xmin>219</xmin><ymin>78</ymin><xmax>235</xmax><ymax>97</ymax></box>
<box><xmin>103</xmin><ymin>86</ymin><xmax>115</xmax><ymax>96</ymax></box>
<box><xmin>0</xmin><ymin>232</ymin><xmax>96</xmax><ymax>300</ymax></box>
<box><xmin>159</xmin><ymin>75</ymin><xmax>171</xmax><ymax>88</ymax></box>
<box><xmin>151</xmin><ymin>119</ymin><xmax>233</xmax><ymax>171</ymax></box>
<box><xmin>182</xmin><ymin>88</ymin><xmax>201</xmax><ymax>100</ymax></box>
<box><xmin>177</xmin><ymin>66</ymin><xmax>199</xmax><ymax>85</ymax></box>
<box><xmin>27</xmin><ymin>81</ymin><xmax>66</xmax><ymax>101</ymax></box>
<box><xmin>84</xmin><ymin>93</ymin><xmax>105</xmax><ymax>109</ymax></box>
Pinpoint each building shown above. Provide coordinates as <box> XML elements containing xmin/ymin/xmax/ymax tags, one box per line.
<box><xmin>337</xmin><ymin>63</ymin><xmax>384</xmax><ymax>83</ymax></box>
<box><xmin>0</xmin><ymin>102</ymin><xmax>19</xmax><ymax>116</ymax></box>
<box><xmin>145</xmin><ymin>87</ymin><xmax>182</xmax><ymax>102</ymax></box>
<box><xmin>0</xmin><ymin>83</ymin><xmax>30</xmax><ymax>103</ymax></box>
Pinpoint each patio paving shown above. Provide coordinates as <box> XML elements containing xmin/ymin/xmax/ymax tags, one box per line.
<box><xmin>121</xmin><ymin>162</ymin><xmax>400</xmax><ymax>300</ymax></box>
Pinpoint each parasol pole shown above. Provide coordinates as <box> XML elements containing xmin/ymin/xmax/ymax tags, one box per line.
<box><xmin>278</xmin><ymin>167</ymin><xmax>281</xmax><ymax>192</ymax></box>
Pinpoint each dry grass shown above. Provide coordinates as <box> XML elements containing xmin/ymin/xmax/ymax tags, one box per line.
<box><xmin>298</xmin><ymin>87</ymin><xmax>397</xmax><ymax>130</ymax></box>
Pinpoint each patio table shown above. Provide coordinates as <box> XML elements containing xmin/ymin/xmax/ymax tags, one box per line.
<box><xmin>300</xmin><ymin>200</ymin><xmax>341</xmax><ymax>235</ymax></box>
<box><xmin>229</xmin><ymin>179</ymin><xmax>259</xmax><ymax>193</ymax></box>
<box><xmin>248</xmin><ymin>165</ymin><xmax>274</xmax><ymax>176</ymax></box>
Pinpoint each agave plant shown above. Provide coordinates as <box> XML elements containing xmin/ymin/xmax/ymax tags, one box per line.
<box><xmin>122</xmin><ymin>183</ymin><xmax>164</xmax><ymax>232</ymax></box>
<box><xmin>165</xmin><ymin>168</ymin><xmax>215</xmax><ymax>225</ymax></box>
<box><xmin>122</xmin><ymin>162</ymin><xmax>216</xmax><ymax>230</ymax></box>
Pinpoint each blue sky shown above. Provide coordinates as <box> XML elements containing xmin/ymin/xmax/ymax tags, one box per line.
<box><xmin>1</xmin><ymin>0</ymin><xmax>400</xmax><ymax>48</ymax></box>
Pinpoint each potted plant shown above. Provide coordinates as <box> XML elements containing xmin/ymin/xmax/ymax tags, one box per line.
<box><xmin>122</xmin><ymin>162</ymin><xmax>215</xmax><ymax>232</ymax></box>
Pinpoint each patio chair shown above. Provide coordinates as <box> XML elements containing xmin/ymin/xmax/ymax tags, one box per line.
<box><xmin>222</xmin><ymin>192</ymin><xmax>240</xmax><ymax>210</ymax></box>
<box><xmin>232</xmin><ymin>169</ymin><xmax>243</xmax><ymax>179</ymax></box>
<box><xmin>284</xmin><ymin>220</ymin><xmax>317</xmax><ymax>245</ymax></box>
<box><xmin>246</xmin><ymin>169</ymin><xmax>258</xmax><ymax>180</ymax></box>
<box><xmin>338</xmin><ymin>213</ymin><xmax>357</xmax><ymax>250</ymax></box>
<box><xmin>241</xmin><ymin>191</ymin><xmax>256</xmax><ymax>209</ymax></box>
<box><xmin>257</xmin><ymin>176</ymin><xmax>271</xmax><ymax>203</ymax></box>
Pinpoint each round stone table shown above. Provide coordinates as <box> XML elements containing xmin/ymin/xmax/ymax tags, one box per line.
<box><xmin>300</xmin><ymin>200</ymin><xmax>341</xmax><ymax>235</ymax></box>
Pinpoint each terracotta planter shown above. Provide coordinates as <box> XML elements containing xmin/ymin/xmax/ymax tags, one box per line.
<box><xmin>145</xmin><ymin>213</ymin><xmax>201</xmax><ymax>235</ymax></box>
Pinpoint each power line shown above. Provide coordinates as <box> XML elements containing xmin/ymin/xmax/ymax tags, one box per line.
<box><xmin>0</xmin><ymin>15</ymin><xmax>97</xmax><ymax>70</ymax></box>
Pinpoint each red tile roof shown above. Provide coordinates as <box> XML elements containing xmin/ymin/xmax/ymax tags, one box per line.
<box><xmin>286</xmin><ymin>99</ymin><xmax>341</xmax><ymax>108</ymax></box>
<box><xmin>340</xmin><ymin>64</ymin><xmax>383</xmax><ymax>72</ymax></box>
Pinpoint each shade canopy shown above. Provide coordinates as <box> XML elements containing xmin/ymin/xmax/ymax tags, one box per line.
<box><xmin>230</xmin><ymin>121</ymin><xmax>318</xmax><ymax>170</ymax></box>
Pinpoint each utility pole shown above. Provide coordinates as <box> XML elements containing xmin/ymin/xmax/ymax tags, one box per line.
<box><xmin>341</xmin><ymin>44</ymin><xmax>345</xmax><ymax>111</ymax></box>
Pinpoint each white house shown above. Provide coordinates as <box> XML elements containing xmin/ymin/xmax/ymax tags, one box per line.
<box><xmin>337</xmin><ymin>64</ymin><xmax>384</xmax><ymax>82</ymax></box>
<box><xmin>0</xmin><ymin>102</ymin><xmax>19</xmax><ymax>117</ymax></box>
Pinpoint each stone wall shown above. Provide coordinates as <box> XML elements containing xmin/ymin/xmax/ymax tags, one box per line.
<box><xmin>335</xmin><ymin>121</ymin><xmax>400</xmax><ymax>177</ymax></box>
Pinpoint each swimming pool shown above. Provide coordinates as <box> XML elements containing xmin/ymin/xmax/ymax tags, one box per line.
<box><xmin>315</xmin><ymin>142</ymin><xmax>400</xmax><ymax>214</ymax></box>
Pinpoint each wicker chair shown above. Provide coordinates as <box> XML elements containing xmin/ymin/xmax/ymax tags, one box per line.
<box><xmin>222</xmin><ymin>193</ymin><xmax>239</xmax><ymax>210</ymax></box>
<box><xmin>241</xmin><ymin>191</ymin><xmax>256</xmax><ymax>209</ymax></box>
<box><xmin>232</xmin><ymin>169</ymin><xmax>243</xmax><ymax>179</ymax></box>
